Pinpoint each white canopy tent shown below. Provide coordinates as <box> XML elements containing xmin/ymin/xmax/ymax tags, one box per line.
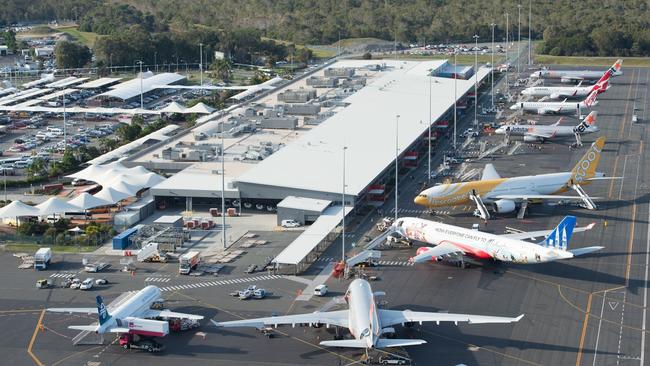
<box><xmin>0</xmin><ymin>201</ymin><xmax>40</xmax><ymax>218</ymax></box>
<box><xmin>35</xmin><ymin>197</ymin><xmax>81</xmax><ymax>215</ymax></box>
<box><xmin>187</xmin><ymin>102</ymin><xmax>215</xmax><ymax>114</ymax></box>
<box><xmin>94</xmin><ymin>187</ymin><xmax>132</xmax><ymax>204</ymax></box>
<box><xmin>68</xmin><ymin>193</ymin><xmax>111</xmax><ymax>210</ymax></box>
<box><xmin>160</xmin><ymin>102</ymin><xmax>187</xmax><ymax>114</ymax></box>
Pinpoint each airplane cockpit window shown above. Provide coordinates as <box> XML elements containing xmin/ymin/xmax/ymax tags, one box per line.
<box><xmin>396</xmin><ymin>220</ymin><xmax>403</xmax><ymax>227</ymax></box>
<box><xmin>360</xmin><ymin>328</ymin><xmax>370</xmax><ymax>339</ymax></box>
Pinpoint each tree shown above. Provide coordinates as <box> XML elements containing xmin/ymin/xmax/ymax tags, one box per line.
<box><xmin>209</xmin><ymin>58</ymin><xmax>232</xmax><ymax>82</ymax></box>
<box><xmin>26</xmin><ymin>158</ymin><xmax>46</xmax><ymax>178</ymax></box>
<box><xmin>3</xmin><ymin>30</ymin><xmax>16</xmax><ymax>52</ymax></box>
<box><xmin>98</xmin><ymin>138</ymin><xmax>119</xmax><ymax>153</ymax></box>
<box><xmin>54</xmin><ymin>40</ymin><xmax>92</xmax><ymax>69</ymax></box>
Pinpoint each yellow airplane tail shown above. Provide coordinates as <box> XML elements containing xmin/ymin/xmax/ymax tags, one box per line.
<box><xmin>569</xmin><ymin>137</ymin><xmax>605</xmax><ymax>184</ymax></box>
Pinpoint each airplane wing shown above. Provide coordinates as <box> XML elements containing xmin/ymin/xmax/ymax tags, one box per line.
<box><xmin>481</xmin><ymin>164</ymin><xmax>501</xmax><ymax>180</ymax></box>
<box><xmin>378</xmin><ymin>309</ymin><xmax>523</xmax><ymax>327</ymax></box>
<box><xmin>144</xmin><ymin>309</ymin><xmax>204</xmax><ymax>320</ymax></box>
<box><xmin>212</xmin><ymin>310</ymin><xmax>349</xmax><ymax>329</ymax></box>
<box><xmin>47</xmin><ymin>308</ymin><xmax>96</xmax><ymax>314</ymax></box>
<box><xmin>561</xmin><ymin>76</ymin><xmax>584</xmax><ymax>83</ymax></box>
<box><xmin>502</xmin><ymin>222</ymin><xmax>595</xmax><ymax>240</ymax></box>
<box><xmin>410</xmin><ymin>243</ymin><xmax>464</xmax><ymax>263</ymax></box>
<box><xmin>538</xmin><ymin>96</ymin><xmax>549</xmax><ymax>102</ymax></box>
<box><xmin>492</xmin><ymin>194</ymin><xmax>599</xmax><ymax>201</ymax></box>
<box><xmin>537</xmin><ymin>107</ymin><xmax>561</xmax><ymax>115</ymax></box>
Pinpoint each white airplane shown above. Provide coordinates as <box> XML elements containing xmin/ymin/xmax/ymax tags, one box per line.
<box><xmin>212</xmin><ymin>279</ymin><xmax>522</xmax><ymax>350</ymax></box>
<box><xmin>509</xmin><ymin>89</ymin><xmax>598</xmax><ymax>115</ymax></box>
<box><xmin>47</xmin><ymin>285</ymin><xmax>204</xmax><ymax>337</ymax></box>
<box><xmin>402</xmin><ymin>215</ymin><xmax>602</xmax><ymax>264</ymax></box>
<box><xmin>415</xmin><ymin>137</ymin><xmax>607</xmax><ymax>219</ymax></box>
<box><xmin>521</xmin><ymin>75</ymin><xmax>610</xmax><ymax>99</ymax></box>
<box><xmin>530</xmin><ymin>59</ymin><xmax>622</xmax><ymax>83</ymax></box>
<box><xmin>494</xmin><ymin>111</ymin><xmax>599</xmax><ymax>145</ymax></box>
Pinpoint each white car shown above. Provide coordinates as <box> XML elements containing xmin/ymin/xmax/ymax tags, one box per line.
<box><xmin>314</xmin><ymin>284</ymin><xmax>328</xmax><ymax>296</ymax></box>
<box><xmin>95</xmin><ymin>278</ymin><xmax>108</xmax><ymax>285</ymax></box>
<box><xmin>79</xmin><ymin>278</ymin><xmax>94</xmax><ymax>290</ymax></box>
<box><xmin>281</xmin><ymin>219</ymin><xmax>301</xmax><ymax>228</ymax></box>
<box><xmin>69</xmin><ymin>278</ymin><xmax>82</xmax><ymax>289</ymax></box>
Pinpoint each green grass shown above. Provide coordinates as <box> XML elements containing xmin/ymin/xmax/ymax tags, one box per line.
<box><xmin>23</xmin><ymin>25</ymin><xmax>56</xmax><ymax>35</ymax></box>
<box><xmin>261</xmin><ymin>37</ymin><xmax>336</xmax><ymax>59</ymax></box>
<box><xmin>535</xmin><ymin>55</ymin><xmax>650</xmax><ymax>68</ymax></box>
<box><xmin>3</xmin><ymin>243</ymin><xmax>99</xmax><ymax>253</ymax></box>
<box><xmin>332</xmin><ymin>37</ymin><xmax>385</xmax><ymax>48</ymax></box>
<box><xmin>57</xmin><ymin>26</ymin><xmax>99</xmax><ymax>48</ymax></box>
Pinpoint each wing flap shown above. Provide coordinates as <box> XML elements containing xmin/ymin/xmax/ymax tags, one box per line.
<box><xmin>502</xmin><ymin>222</ymin><xmax>595</xmax><ymax>240</ymax></box>
<box><xmin>47</xmin><ymin>308</ymin><xmax>96</xmax><ymax>314</ymax></box>
<box><xmin>379</xmin><ymin>309</ymin><xmax>523</xmax><ymax>327</ymax></box>
<box><xmin>212</xmin><ymin>310</ymin><xmax>349</xmax><ymax>329</ymax></box>
<box><xmin>493</xmin><ymin>194</ymin><xmax>600</xmax><ymax>201</ymax></box>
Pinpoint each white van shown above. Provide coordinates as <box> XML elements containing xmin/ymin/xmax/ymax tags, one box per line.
<box><xmin>314</xmin><ymin>284</ymin><xmax>328</xmax><ymax>296</ymax></box>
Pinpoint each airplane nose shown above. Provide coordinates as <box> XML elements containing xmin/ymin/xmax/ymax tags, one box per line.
<box><xmin>509</xmin><ymin>104</ymin><xmax>518</xmax><ymax>110</ymax></box>
<box><xmin>414</xmin><ymin>195</ymin><xmax>430</xmax><ymax>206</ymax></box>
<box><xmin>521</xmin><ymin>89</ymin><xmax>529</xmax><ymax>95</ymax></box>
<box><xmin>494</xmin><ymin>127</ymin><xmax>504</xmax><ymax>134</ymax></box>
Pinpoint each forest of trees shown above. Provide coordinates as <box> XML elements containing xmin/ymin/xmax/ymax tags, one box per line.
<box><xmin>2</xmin><ymin>0</ymin><xmax>649</xmax><ymax>57</ymax></box>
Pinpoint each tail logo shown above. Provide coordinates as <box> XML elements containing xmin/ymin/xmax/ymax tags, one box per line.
<box><xmin>571</xmin><ymin>137</ymin><xmax>605</xmax><ymax>183</ymax></box>
<box><xmin>584</xmin><ymin>91</ymin><xmax>597</xmax><ymax>107</ymax></box>
<box><xmin>96</xmin><ymin>296</ymin><xmax>110</xmax><ymax>325</ymax></box>
<box><xmin>544</xmin><ymin>216</ymin><xmax>576</xmax><ymax>250</ymax></box>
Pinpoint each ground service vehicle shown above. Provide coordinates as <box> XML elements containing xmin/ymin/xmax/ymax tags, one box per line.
<box><xmin>34</xmin><ymin>248</ymin><xmax>52</xmax><ymax>270</ymax></box>
<box><xmin>179</xmin><ymin>251</ymin><xmax>200</xmax><ymax>275</ymax></box>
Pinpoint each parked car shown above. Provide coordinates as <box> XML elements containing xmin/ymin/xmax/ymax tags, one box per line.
<box><xmin>281</xmin><ymin>219</ymin><xmax>301</xmax><ymax>228</ymax></box>
<box><xmin>79</xmin><ymin>278</ymin><xmax>94</xmax><ymax>290</ymax></box>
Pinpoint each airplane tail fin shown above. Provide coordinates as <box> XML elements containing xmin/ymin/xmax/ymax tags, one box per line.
<box><xmin>610</xmin><ymin>58</ymin><xmax>623</xmax><ymax>75</ymax></box>
<box><xmin>540</xmin><ymin>216</ymin><xmax>576</xmax><ymax>250</ymax></box>
<box><xmin>583</xmin><ymin>90</ymin><xmax>598</xmax><ymax>107</ymax></box>
<box><xmin>573</xmin><ymin>111</ymin><xmax>598</xmax><ymax>133</ymax></box>
<box><xmin>570</xmin><ymin>136</ymin><xmax>605</xmax><ymax>183</ymax></box>
<box><xmin>96</xmin><ymin>295</ymin><xmax>111</xmax><ymax>326</ymax></box>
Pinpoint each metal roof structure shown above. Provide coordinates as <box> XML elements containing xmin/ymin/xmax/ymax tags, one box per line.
<box><xmin>236</xmin><ymin>60</ymin><xmax>491</xmax><ymax>199</ymax></box>
<box><xmin>0</xmin><ymin>88</ymin><xmax>51</xmax><ymax>106</ymax></box>
<box><xmin>86</xmin><ymin>124</ymin><xmax>182</xmax><ymax>165</ymax></box>
<box><xmin>45</xmin><ymin>77</ymin><xmax>89</xmax><ymax>88</ymax></box>
<box><xmin>38</xmin><ymin>88</ymin><xmax>78</xmax><ymax>101</ymax></box>
<box><xmin>272</xmin><ymin>205</ymin><xmax>351</xmax><ymax>265</ymax></box>
<box><xmin>23</xmin><ymin>75</ymin><xmax>55</xmax><ymax>88</ymax></box>
<box><xmin>77</xmin><ymin>77</ymin><xmax>122</xmax><ymax>89</ymax></box>
<box><xmin>150</xmin><ymin>171</ymin><xmax>240</xmax><ymax>199</ymax></box>
<box><xmin>277</xmin><ymin>196</ymin><xmax>332</xmax><ymax>212</ymax></box>
<box><xmin>97</xmin><ymin>73</ymin><xmax>186</xmax><ymax>101</ymax></box>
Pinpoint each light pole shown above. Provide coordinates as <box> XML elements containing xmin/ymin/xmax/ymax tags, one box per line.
<box><xmin>473</xmin><ymin>34</ymin><xmax>479</xmax><ymax>129</ymax></box>
<box><xmin>154</xmin><ymin>52</ymin><xmax>158</xmax><ymax>73</ymax></box>
<box><xmin>341</xmin><ymin>145</ymin><xmax>347</xmax><ymax>263</ymax></box>
<box><xmin>517</xmin><ymin>4</ymin><xmax>522</xmax><ymax>75</ymax></box>
<box><xmin>136</xmin><ymin>60</ymin><xmax>144</xmax><ymax>109</ymax></box>
<box><xmin>199</xmin><ymin>42</ymin><xmax>203</xmax><ymax>86</ymax></box>
<box><xmin>221</xmin><ymin>122</ymin><xmax>226</xmax><ymax>249</ymax></box>
<box><xmin>453</xmin><ymin>50</ymin><xmax>457</xmax><ymax>150</ymax></box>
<box><xmin>491</xmin><ymin>23</ymin><xmax>496</xmax><ymax>108</ymax></box>
<box><xmin>62</xmin><ymin>90</ymin><xmax>67</xmax><ymax>150</ymax></box>
<box><xmin>427</xmin><ymin>70</ymin><xmax>432</xmax><ymax>182</ymax></box>
<box><xmin>528</xmin><ymin>0</ymin><xmax>532</xmax><ymax>65</ymax></box>
<box><xmin>394</xmin><ymin>114</ymin><xmax>400</xmax><ymax>223</ymax></box>
<box><xmin>505</xmin><ymin>12</ymin><xmax>510</xmax><ymax>96</ymax></box>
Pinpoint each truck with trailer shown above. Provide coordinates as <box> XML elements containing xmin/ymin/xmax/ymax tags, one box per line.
<box><xmin>34</xmin><ymin>248</ymin><xmax>52</xmax><ymax>270</ymax></box>
<box><xmin>178</xmin><ymin>251</ymin><xmax>200</xmax><ymax>275</ymax></box>
<box><xmin>137</xmin><ymin>242</ymin><xmax>168</xmax><ymax>263</ymax></box>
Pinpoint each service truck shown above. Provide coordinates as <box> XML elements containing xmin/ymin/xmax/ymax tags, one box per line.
<box><xmin>34</xmin><ymin>248</ymin><xmax>52</xmax><ymax>270</ymax></box>
<box><xmin>84</xmin><ymin>262</ymin><xmax>109</xmax><ymax>272</ymax></box>
<box><xmin>178</xmin><ymin>251</ymin><xmax>200</xmax><ymax>275</ymax></box>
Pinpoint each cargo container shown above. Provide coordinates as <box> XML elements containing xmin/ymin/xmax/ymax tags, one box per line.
<box><xmin>112</xmin><ymin>226</ymin><xmax>140</xmax><ymax>250</ymax></box>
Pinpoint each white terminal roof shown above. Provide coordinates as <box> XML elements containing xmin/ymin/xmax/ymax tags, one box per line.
<box><xmin>98</xmin><ymin>73</ymin><xmax>186</xmax><ymax>101</ymax></box>
<box><xmin>45</xmin><ymin>77</ymin><xmax>89</xmax><ymax>88</ymax></box>
<box><xmin>77</xmin><ymin>77</ymin><xmax>122</xmax><ymax>89</ymax></box>
<box><xmin>237</xmin><ymin>59</ymin><xmax>490</xmax><ymax>197</ymax></box>
<box><xmin>86</xmin><ymin>124</ymin><xmax>181</xmax><ymax>165</ymax></box>
<box><xmin>150</xmin><ymin>171</ymin><xmax>240</xmax><ymax>199</ymax></box>
<box><xmin>278</xmin><ymin>196</ymin><xmax>332</xmax><ymax>212</ymax></box>
<box><xmin>273</xmin><ymin>205</ymin><xmax>352</xmax><ymax>265</ymax></box>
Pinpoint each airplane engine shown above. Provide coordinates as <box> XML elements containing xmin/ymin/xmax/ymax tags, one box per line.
<box><xmin>523</xmin><ymin>135</ymin><xmax>542</xmax><ymax>143</ymax></box>
<box><xmin>493</xmin><ymin>199</ymin><xmax>516</xmax><ymax>213</ymax></box>
<box><xmin>416</xmin><ymin>247</ymin><xmax>441</xmax><ymax>262</ymax></box>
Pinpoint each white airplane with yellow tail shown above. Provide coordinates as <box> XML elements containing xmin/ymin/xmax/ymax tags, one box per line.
<box><xmin>415</xmin><ymin>137</ymin><xmax>609</xmax><ymax>219</ymax></box>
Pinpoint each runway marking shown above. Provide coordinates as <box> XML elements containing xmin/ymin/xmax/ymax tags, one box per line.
<box><xmin>608</xmin><ymin>156</ymin><xmax>620</xmax><ymax>198</ymax></box>
<box><xmin>640</xmin><ymin>200</ymin><xmax>650</xmax><ymax>366</ymax></box>
<box><xmin>145</xmin><ymin>277</ymin><xmax>171</xmax><ymax>283</ymax></box>
<box><xmin>616</xmin><ymin>292</ymin><xmax>627</xmax><ymax>365</ymax></box>
<box><xmin>575</xmin><ymin>293</ymin><xmax>592</xmax><ymax>366</ymax></box>
<box><xmin>592</xmin><ymin>289</ymin><xmax>608</xmax><ymax>366</ymax></box>
<box><xmin>27</xmin><ymin>309</ymin><xmax>45</xmax><ymax>366</ymax></box>
<box><xmin>158</xmin><ymin>275</ymin><xmax>284</xmax><ymax>292</ymax></box>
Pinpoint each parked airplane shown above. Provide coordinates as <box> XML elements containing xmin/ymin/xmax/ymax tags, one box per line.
<box><xmin>521</xmin><ymin>75</ymin><xmax>610</xmax><ymax>99</ymax></box>
<box><xmin>403</xmin><ymin>215</ymin><xmax>602</xmax><ymax>264</ymax></box>
<box><xmin>212</xmin><ymin>279</ymin><xmax>522</xmax><ymax>351</ymax></box>
<box><xmin>494</xmin><ymin>111</ymin><xmax>599</xmax><ymax>145</ymax></box>
<box><xmin>509</xmin><ymin>89</ymin><xmax>598</xmax><ymax>115</ymax></box>
<box><xmin>530</xmin><ymin>59</ymin><xmax>623</xmax><ymax>83</ymax></box>
<box><xmin>47</xmin><ymin>285</ymin><xmax>204</xmax><ymax>337</ymax></box>
<box><xmin>414</xmin><ymin>137</ymin><xmax>607</xmax><ymax>219</ymax></box>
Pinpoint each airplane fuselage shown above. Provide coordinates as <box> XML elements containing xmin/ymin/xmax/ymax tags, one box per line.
<box><xmin>416</xmin><ymin>172</ymin><xmax>575</xmax><ymax>207</ymax></box>
<box><xmin>346</xmin><ymin>279</ymin><xmax>380</xmax><ymax>348</ymax></box>
<box><xmin>398</xmin><ymin>217</ymin><xmax>573</xmax><ymax>263</ymax></box>
<box><xmin>99</xmin><ymin>285</ymin><xmax>162</xmax><ymax>335</ymax></box>
<box><xmin>495</xmin><ymin>124</ymin><xmax>596</xmax><ymax>138</ymax></box>
<box><xmin>512</xmin><ymin>101</ymin><xmax>590</xmax><ymax>114</ymax></box>
<box><xmin>521</xmin><ymin>86</ymin><xmax>593</xmax><ymax>98</ymax></box>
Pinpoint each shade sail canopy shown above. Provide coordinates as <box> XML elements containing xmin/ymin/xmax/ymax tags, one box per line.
<box><xmin>35</xmin><ymin>197</ymin><xmax>81</xmax><ymax>215</ymax></box>
<box><xmin>160</xmin><ymin>102</ymin><xmax>187</xmax><ymax>114</ymax></box>
<box><xmin>0</xmin><ymin>201</ymin><xmax>41</xmax><ymax>218</ymax></box>
<box><xmin>68</xmin><ymin>192</ymin><xmax>111</xmax><ymax>210</ymax></box>
<box><xmin>187</xmin><ymin>102</ymin><xmax>215</xmax><ymax>114</ymax></box>
<box><xmin>93</xmin><ymin>187</ymin><xmax>131</xmax><ymax>204</ymax></box>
